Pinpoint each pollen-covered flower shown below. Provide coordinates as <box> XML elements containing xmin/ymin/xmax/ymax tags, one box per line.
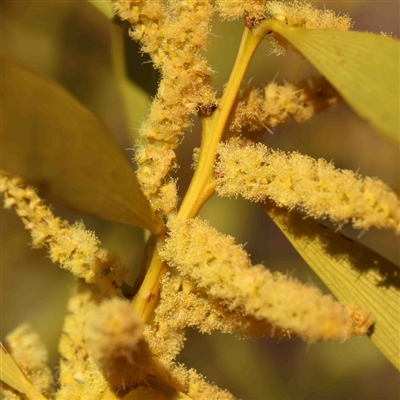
<box><xmin>215</xmin><ymin>140</ymin><xmax>400</xmax><ymax>234</ymax></box>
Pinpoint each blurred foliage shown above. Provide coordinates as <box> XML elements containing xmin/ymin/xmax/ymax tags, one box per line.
<box><xmin>1</xmin><ymin>1</ymin><xmax>399</xmax><ymax>399</ymax></box>
<box><xmin>1</xmin><ymin>58</ymin><xmax>162</xmax><ymax>233</ymax></box>
<box><xmin>263</xmin><ymin>22</ymin><xmax>399</xmax><ymax>141</ymax></box>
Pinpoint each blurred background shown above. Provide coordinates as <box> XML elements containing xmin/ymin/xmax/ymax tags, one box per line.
<box><xmin>1</xmin><ymin>1</ymin><xmax>399</xmax><ymax>399</ymax></box>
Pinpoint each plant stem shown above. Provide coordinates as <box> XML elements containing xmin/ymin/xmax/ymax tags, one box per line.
<box><xmin>177</xmin><ymin>24</ymin><xmax>270</xmax><ymax>220</ymax></box>
<box><xmin>132</xmin><ymin>21</ymin><xmax>275</xmax><ymax>325</ymax></box>
<box><xmin>132</xmin><ymin>234</ymin><xmax>167</xmax><ymax>324</ymax></box>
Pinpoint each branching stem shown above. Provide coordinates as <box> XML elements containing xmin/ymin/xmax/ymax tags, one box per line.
<box><xmin>178</xmin><ymin>23</ymin><xmax>272</xmax><ymax>219</ymax></box>
<box><xmin>132</xmin><ymin>234</ymin><xmax>167</xmax><ymax>324</ymax></box>
<box><xmin>132</xmin><ymin>21</ymin><xmax>275</xmax><ymax>325</ymax></box>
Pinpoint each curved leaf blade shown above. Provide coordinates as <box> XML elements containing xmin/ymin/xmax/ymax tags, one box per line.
<box><xmin>0</xmin><ymin>343</ymin><xmax>46</xmax><ymax>400</ymax></box>
<box><xmin>87</xmin><ymin>0</ymin><xmax>152</xmax><ymax>145</ymax></box>
<box><xmin>110</xmin><ymin>24</ymin><xmax>152</xmax><ymax>146</ymax></box>
<box><xmin>88</xmin><ymin>0</ymin><xmax>114</xmax><ymax>19</ymax></box>
<box><xmin>1</xmin><ymin>57</ymin><xmax>163</xmax><ymax>234</ymax></box>
<box><xmin>262</xmin><ymin>202</ymin><xmax>400</xmax><ymax>370</ymax></box>
<box><xmin>268</xmin><ymin>21</ymin><xmax>400</xmax><ymax>143</ymax></box>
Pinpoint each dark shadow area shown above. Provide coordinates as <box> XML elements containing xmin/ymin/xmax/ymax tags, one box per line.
<box><xmin>114</xmin><ymin>17</ymin><xmax>160</xmax><ymax>96</ymax></box>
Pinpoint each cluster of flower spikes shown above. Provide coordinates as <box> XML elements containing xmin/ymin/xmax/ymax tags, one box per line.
<box><xmin>160</xmin><ymin>217</ymin><xmax>373</xmax><ymax>343</ymax></box>
<box><xmin>112</xmin><ymin>0</ymin><xmax>216</xmax><ymax>218</ymax></box>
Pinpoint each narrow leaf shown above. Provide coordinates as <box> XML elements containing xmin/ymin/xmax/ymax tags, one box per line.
<box><xmin>87</xmin><ymin>0</ymin><xmax>152</xmax><ymax>145</ymax></box>
<box><xmin>1</xmin><ymin>57</ymin><xmax>163</xmax><ymax>234</ymax></box>
<box><xmin>0</xmin><ymin>343</ymin><xmax>47</xmax><ymax>400</ymax></box>
<box><xmin>262</xmin><ymin>202</ymin><xmax>400</xmax><ymax>370</ymax></box>
<box><xmin>268</xmin><ymin>20</ymin><xmax>400</xmax><ymax>143</ymax></box>
<box><xmin>88</xmin><ymin>0</ymin><xmax>114</xmax><ymax>19</ymax></box>
<box><xmin>110</xmin><ymin>23</ymin><xmax>152</xmax><ymax>145</ymax></box>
